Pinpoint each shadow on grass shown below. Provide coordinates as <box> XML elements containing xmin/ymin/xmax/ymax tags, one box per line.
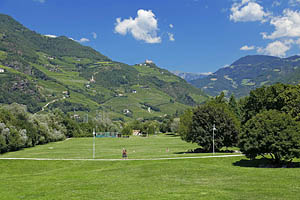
<box><xmin>233</xmin><ymin>158</ymin><xmax>300</xmax><ymax>168</ymax></box>
<box><xmin>174</xmin><ymin>148</ymin><xmax>237</xmax><ymax>154</ymax></box>
<box><xmin>165</xmin><ymin>133</ymin><xmax>179</xmax><ymax>137</ymax></box>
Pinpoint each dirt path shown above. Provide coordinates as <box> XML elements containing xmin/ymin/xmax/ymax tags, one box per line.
<box><xmin>0</xmin><ymin>154</ymin><xmax>243</xmax><ymax>162</ymax></box>
<box><xmin>41</xmin><ymin>96</ymin><xmax>66</xmax><ymax>112</ymax></box>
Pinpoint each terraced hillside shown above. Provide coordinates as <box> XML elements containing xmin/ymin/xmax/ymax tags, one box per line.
<box><xmin>191</xmin><ymin>55</ymin><xmax>300</xmax><ymax>97</ymax></box>
<box><xmin>0</xmin><ymin>14</ymin><xmax>207</xmax><ymax>121</ymax></box>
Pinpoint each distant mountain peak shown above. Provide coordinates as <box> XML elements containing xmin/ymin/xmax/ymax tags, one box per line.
<box><xmin>190</xmin><ymin>54</ymin><xmax>300</xmax><ymax>98</ymax></box>
<box><xmin>285</xmin><ymin>55</ymin><xmax>300</xmax><ymax>60</ymax></box>
<box><xmin>172</xmin><ymin>71</ymin><xmax>212</xmax><ymax>82</ymax></box>
<box><xmin>232</xmin><ymin>55</ymin><xmax>279</xmax><ymax>66</ymax></box>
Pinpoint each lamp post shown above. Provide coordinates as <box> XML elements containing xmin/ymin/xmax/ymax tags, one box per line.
<box><xmin>93</xmin><ymin>128</ymin><xmax>95</xmax><ymax>159</ymax></box>
<box><xmin>213</xmin><ymin>124</ymin><xmax>217</xmax><ymax>155</ymax></box>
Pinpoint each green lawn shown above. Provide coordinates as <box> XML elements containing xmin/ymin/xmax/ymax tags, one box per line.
<box><xmin>0</xmin><ymin>135</ymin><xmax>211</xmax><ymax>159</ymax></box>
<box><xmin>0</xmin><ymin>135</ymin><xmax>299</xmax><ymax>200</ymax></box>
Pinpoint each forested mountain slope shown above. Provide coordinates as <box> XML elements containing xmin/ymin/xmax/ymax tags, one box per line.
<box><xmin>0</xmin><ymin>14</ymin><xmax>207</xmax><ymax>121</ymax></box>
<box><xmin>190</xmin><ymin>55</ymin><xmax>300</xmax><ymax>97</ymax></box>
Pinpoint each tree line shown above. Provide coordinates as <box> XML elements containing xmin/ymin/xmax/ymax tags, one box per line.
<box><xmin>0</xmin><ymin>103</ymin><xmax>118</xmax><ymax>154</ymax></box>
<box><xmin>179</xmin><ymin>83</ymin><xmax>300</xmax><ymax>164</ymax></box>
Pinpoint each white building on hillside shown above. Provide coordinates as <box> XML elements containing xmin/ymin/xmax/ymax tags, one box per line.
<box><xmin>145</xmin><ymin>59</ymin><xmax>153</xmax><ymax>64</ymax></box>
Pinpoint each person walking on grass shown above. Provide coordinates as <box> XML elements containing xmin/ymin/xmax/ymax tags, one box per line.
<box><xmin>122</xmin><ymin>148</ymin><xmax>127</xmax><ymax>159</ymax></box>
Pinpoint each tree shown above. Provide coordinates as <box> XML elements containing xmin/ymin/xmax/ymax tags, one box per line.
<box><xmin>239</xmin><ymin>110</ymin><xmax>300</xmax><ymax>164</ymax></box>
<box><xmin>215</xmin><ymin>91</ymin><xmax>226</xmax><ymax>104</ymax></box>
<box><xmin>129</xmin><ymin>120</ymin><xmax>142</xmax><ymax>130</ymax></box>
<box><xmin>185</xmin><ymin>102</ymin><xmax>239</xmax><ymax>152</ymax></box>
<box><xmin>141</xmin><ymin>121</ymin><xmax>158</xmax><ymax>136</ymax></box>
<box><xmin>178</xmin><ymin>109</ymin><xmax>193</xmax><ymax>140</ymax></box>
<box><xmin>170</xmin><ymin>118</ymin><xmax>180</xmax><ymax>134</ymax></box>
<box><xmin>241</xmin><ymin>83</ymin><xmax>300</xmax><ymax>124</ymax></box>
<box><xmin>228</xmin><ymin>94</ymin><xmax>240</xmax><ymax>120</ymax></box>
<box><xmin>159</xmin><ymin>116</ymin><xmax>172</xmax><ymax>133</ymax></box>
<box><xmin>122</xmin><ymin>124</ymin><xmax>132</xmax><ymax>136</ymax></box>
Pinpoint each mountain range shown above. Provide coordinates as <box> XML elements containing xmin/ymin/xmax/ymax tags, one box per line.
<box><xmin>171</xmin><ymin>71</ymin><xmax>211</xmax><ymax>82</ymax></box>
<box><xmin>188</xmin><ymin>55</ymin><xmax>300</xmax><ymax>97</ymax></box>
<box><xmin>0</xmin><ymin>13</ymin><xmax>207</xmax><ymax>121</ymax></box>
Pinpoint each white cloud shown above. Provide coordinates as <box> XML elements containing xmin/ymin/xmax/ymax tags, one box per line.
<box><xmin>91</xmin><ymin>32</ymin><xmax>97</xmax><ymax>39</ymax></box>
<box><xmin>289</xmin><ymin>0</ymin><xmax>300</xmax><ymax>6</ymax></box>
<box><xmin>169</xmin><ymin>24</ymin><xmax>174</xmax><ymax>29</ymax></box>
<box><xmin>272</xmin><ymin>1</ymin><xmax>281</xmax><ymax>7</ymax></box>
<box><xmin>262</xmin><ymin>9</ymin><xmax>300</xmax><ymax>39</ymax></box>
<box><xmin>168</xmin><ymin>33</ymin><xmax>175</xmax><ymax>41</ymax></box>
<box><xmin>34</xmin><ymin>0</ymin><xmax>46</xmax><ymax>3</ymax></box>
<box><xmin>200</xmin><ymin>72</ymin><xmax>213</xmax><ymax>76</ymax></box>
<box><xmin>230</xmin><ymin>0</ymin><xmax>269</xmax><ymax>22</ymax></box>
<box><xmin>44</xmin><ymin>34</ymin><xmax>57</xmax><ymax>38</ymax></box>
<box><xmin>240</xmin><ymin>45</ymin><xmax>255</xmax><ymax>50</ymax></box>
<box><xmin>114</xmin><ymin>9</ymin><xmax>161</xmax><ymax>44</ymax></box>
<box><xmin>78</xmin><ymin>38</ymin><xmax>90</xmax><ymax>43</ymax></box>
<box><xmin>257</xmin><ymin>40</ymin><xmax>291</xmax><ymax>57</ymax></box>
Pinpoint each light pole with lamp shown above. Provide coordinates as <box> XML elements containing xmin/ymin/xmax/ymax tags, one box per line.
<box><xmin>213</xmin><ymin>124</ymin><xmax>217</xmax><ymax>155</ymax></box>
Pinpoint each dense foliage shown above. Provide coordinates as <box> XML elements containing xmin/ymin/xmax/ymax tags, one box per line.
<box><xmin>241</xmin><ymin>83</ymin><xmax>300</xmax><ymax>123</ymax></box>
<box><xmin>178</xmin><ymin>109</ymin><xmax>193</xmax><ymax>141</ymax></box>
<box><xmin>180</xmin><ymin>83</ymin><xmax>300</xmax><ymax>164</ymax></box>
<box><xmin>236</xmin><ymin>83</ymin><xmax>300</xmax><ymax>164</ymax></box>
<box><xmin>239</xmin><ymin>110</ymin><xmax>300</xmax><ymax>164</ymax></box>
<box><xmin>0</xmin><ymin>104</ymin><xmax>120</xmax><ymax>154</ymax></box>
<box><xmin>0</xmin><ymin>104</ymin><xmax>66</xmax><ymax>153</ymax></box>
<box><xmin>182</xmin><ymin>98</ymin><xmax>240</xmax><ymax>152</ymax></box>
<box><xmin>0</xmin><ymin>72</ymin><xmax>45</xmax><ymax>113</ymax></box>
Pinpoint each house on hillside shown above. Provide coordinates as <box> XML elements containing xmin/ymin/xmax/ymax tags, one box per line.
<box><xmin>0</xmin><ymin>68</ymin><xmax>4</xmax><ymax>73</ymax></box>
<box><xmin>132</xmin><ymin>130</ymin><xmax>141</xmax><ymax>136</ymax></box>
<box><xmin>90</xmin><ymin>75</ymin><xmax>95</xmax><ymax>83</ymax></box>
<box><xmin>47</xmin><ymin>56</ymin><xmax>55</xmax><ymax>60</ymax></box>
<box><xmin>123</xmin><ymin>109</ymin><xmax>131</xmax><ymax>114</ymax></box>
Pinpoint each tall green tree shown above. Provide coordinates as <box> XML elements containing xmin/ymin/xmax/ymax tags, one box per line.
<box><xmin>185</xmin><ymin>102</ymin><xmax>239</xmax><ymax>152</ymax></box>
<box><xmin>178</xmin><ymin>109</ymin><xmax>193</xmax><ymax>141</ymax></box>
<box><xmin>239</xmin><ymin>110</ymin><xmax>300</xmax><ymax>164</ymax></box>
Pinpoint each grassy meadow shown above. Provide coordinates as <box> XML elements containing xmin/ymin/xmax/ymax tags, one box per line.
<box><xmin>0</xmin><ymin>135</ymin><xmax>299</xmax><ymax>200</ymax></box>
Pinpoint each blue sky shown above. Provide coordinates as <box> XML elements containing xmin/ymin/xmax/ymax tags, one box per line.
<box><xmin>1</xmin><ymin>0</ymin><xmax>300</xmax><ymax>73</ymax></box>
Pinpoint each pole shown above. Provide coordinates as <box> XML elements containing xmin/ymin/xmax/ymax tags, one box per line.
<box><xmin>93</xmin><ymin>128</ymin><xmax>95</xmax><ymax>159</ymax></box>
<box><xmin>213</xmin><ymin>124</ymin><xmax>214</xmax><ymax>155</ymax></box>
<box><xmin>213</xmin><ymin>124</ymin><xmax>216</xmax><ymax>155</ymax></box>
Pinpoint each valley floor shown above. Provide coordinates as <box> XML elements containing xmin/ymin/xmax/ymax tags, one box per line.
<box><xmin>0</xmin><ymin>135</ymin><xmax>299</xmax><ymax>200</ymax></box>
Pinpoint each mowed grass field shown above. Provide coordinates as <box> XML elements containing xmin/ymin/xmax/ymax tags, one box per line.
<box><xmin>0</xmin><ymin>135</ymin><xmax>300</xmax><ymax>200</ymax></box>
